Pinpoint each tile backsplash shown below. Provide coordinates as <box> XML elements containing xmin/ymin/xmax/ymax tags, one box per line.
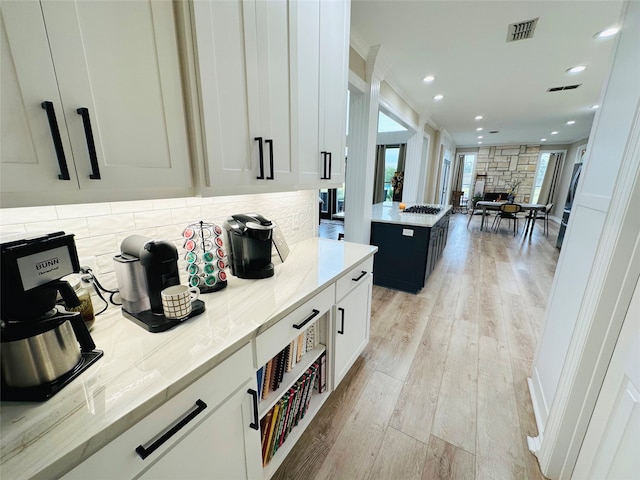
<box><xmin>0</xmin><ymin>190</ymin><xmax>318</xmax><ymax>289</ymax></box>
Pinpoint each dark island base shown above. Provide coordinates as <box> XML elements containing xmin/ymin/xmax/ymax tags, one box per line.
<box><xmin>370</xmin><ymin>212</ymin><xmax>450</xmax><ymax>294</ymax></box>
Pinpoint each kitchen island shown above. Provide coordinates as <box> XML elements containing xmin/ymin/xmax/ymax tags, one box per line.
<box><xmin>370</xmin><ymin>202</ymin><xmax>451</xmax><ymax>294</ymax></box>
<box><xmin>0</xmin><ymin>238</ymin><xmax>376</xmax><ymax>480</ymax></box>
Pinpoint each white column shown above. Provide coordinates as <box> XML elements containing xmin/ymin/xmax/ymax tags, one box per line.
<box><xmin>402</xmin><ymin>116</ymin><xmax>428</xmax><ymax>204</ymax></box>
<box><xmin>344</xmin><ymin>46</ymin><xmax>385</xmax><ymax>245</ymax></box>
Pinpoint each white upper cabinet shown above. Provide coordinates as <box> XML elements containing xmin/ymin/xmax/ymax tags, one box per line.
<box><xmin>0</xmin><ymin>1</ymin><xmax>192</xmax><ymax>207</ymax></box>
<box><xmin>294</xmin><ymin>0</ymin><xmax>350</xmax><ymax>187</ymax></box>
<box><xmin>192</xmin><ymin>0</ymin><xmax>295</xmax><ymax>195</ymax></box>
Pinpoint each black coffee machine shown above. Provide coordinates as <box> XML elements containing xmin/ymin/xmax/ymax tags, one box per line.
<box><xmin>224</xmin><ymin>213</ymin><xmax>275</xmax><ymax>279</ymax></box>
<box><xmin>0</xmin><ymin>232</ymin><xmax>103</xmax><ymax>401</ymax></box>
<box><xmin>113</xmin><ymin>235</ymin><xmax>205</xmax><ymax>333</ymax></box>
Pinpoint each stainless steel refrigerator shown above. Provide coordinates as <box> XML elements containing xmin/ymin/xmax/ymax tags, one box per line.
<box><xmin>556</xmin><ymin>162</ymin><xmax>583</xmax><ymax>249</ymax></box>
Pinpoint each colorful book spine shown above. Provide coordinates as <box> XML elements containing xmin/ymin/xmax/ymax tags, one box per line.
<box><xmin>263</xmin><ymin>402</ymin><xmax>280</xmax><ymax>465</ymax></box>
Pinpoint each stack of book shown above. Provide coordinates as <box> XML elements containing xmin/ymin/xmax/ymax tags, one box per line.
<box><xmin>259</xmin><ymin>352</ymin><xmax>326</xmax><ymax>466</ymax></box>
<box><xmin>256</xmin><ymin>323</ymin><xmax>319</xmax><ymax>401</ymax></box>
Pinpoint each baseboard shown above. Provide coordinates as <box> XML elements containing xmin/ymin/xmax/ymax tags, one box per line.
<box><xmin>527</xmin><ymin>434</ymin><xmax>543</xmax><ymax>455</ymax></box>
<box><xmin>527</xmin><ymin>372</ymin><xmax>549</xmax><ymax>454</ymax></box>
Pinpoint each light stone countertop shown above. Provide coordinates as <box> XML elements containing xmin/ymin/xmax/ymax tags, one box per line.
<box><xmin>371</xmin><ymin>202</ymin><xmax>452</xmax><ymax>228</ymax></box>
<box><xmin>0</xmin><ymin>237</ymin><xmax>377</xmax><ymax>480</ymax></box>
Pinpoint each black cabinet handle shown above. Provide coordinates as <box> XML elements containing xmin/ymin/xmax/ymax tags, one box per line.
<box><xmin>265</xmin><ymin>138</ymin><xmax>274</xmax><ymax>180</ymax></box>
<box><xmin>293</xmin><ymin>309</ymin><xmax>320</xmax><ymax>330</ymax></box>
<box><xmin>338</xmin><ymin>307</ymin><xmax>345</xmax><ymax>335</ymax></box>
<box><xmin>327</xmin><ymin>152</ymin><xmax>332</xmax><ymax>180</ymax></box>
<box><xmin>135</xmin><ymin>399</ymin><xmax>207</xmax><ymax>460</ymax></box>
<box><xmin>248</xmin><ymin>389</ymin><xmax>259</xmax><ymax>430</ymax></box>
<box><xmin>41</xmin><ymin>101</ymin><xmax>70</xmax><ymax>180</ymax></box>
<box><xmin>76</xmin><ymin>107</ymin><xmax>101</xmax><ymax>179</ymax></box>
<box><xmin>320</xmin><ymin>152</ymin><xmax>329</xmax><ymax>179</ymax></box>
<box><xmin>255</xmin><ymin>137</ymin><xmax>264</xmax><ymax>179</ymax></box>
<box><xmin>352</xmin><ymin>271</ymin><xmax>367</xmax><ymax>282</ymax></box>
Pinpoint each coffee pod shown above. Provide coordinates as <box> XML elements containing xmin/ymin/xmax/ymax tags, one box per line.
<box><xmin>187</xmin><ymin>263</ymin><xmax>199</xmax><ymax>276</ymax></box>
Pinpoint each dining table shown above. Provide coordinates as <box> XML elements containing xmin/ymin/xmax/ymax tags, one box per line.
<box><xmin>468</xmin><ymin>200</ymin><xmax>546</xmax><ymax>236</ymax></box>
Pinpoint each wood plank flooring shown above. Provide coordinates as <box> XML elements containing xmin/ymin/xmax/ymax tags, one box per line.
<box><xmin>274</xmin><ymin>212</ymin><xmax>559</xmax><ymax>480</ymax></box>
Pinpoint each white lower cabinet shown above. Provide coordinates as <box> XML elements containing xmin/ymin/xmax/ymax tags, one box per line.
<box><xmin>62</xmin><ymin>344</ymin><xmax>261</xmax><ymax>480</ymax></box>
<box><xmin>138</xmin><ymin>380</ymin><xmax>262</xmax><ymax>480</ymax></box>
<box><xmin>62</xmin><ymin>255</ymin><xmax>375</xmax><ymax>480</ymax></box>
<box><xmin>334</xmin><ymin>258</ymin><xmax>373</xmax><ymax>386</ymax></box>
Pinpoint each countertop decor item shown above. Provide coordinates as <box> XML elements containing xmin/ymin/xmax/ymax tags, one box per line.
<box><xmin>183</xmin><ymin>221</ymin><xmax>228</xmax><ymax>293</ymax></box>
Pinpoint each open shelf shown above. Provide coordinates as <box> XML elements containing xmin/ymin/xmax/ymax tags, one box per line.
<box><xmin>262</xmin><ymin>390</ymin><xmax>329</xmax><ymax>479</ymax></box>
<box><xmin>259</xmin><ymin>344</ymin><xmax>326</xmax><ymax>418</ymax></box>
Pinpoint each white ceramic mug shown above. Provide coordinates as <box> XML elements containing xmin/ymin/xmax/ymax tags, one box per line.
<box><xmin>161</xmin><ymin>285</ymin><xmax>200</xmax><ymax>320</ymax></box>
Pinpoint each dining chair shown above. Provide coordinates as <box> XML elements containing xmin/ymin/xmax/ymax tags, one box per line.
<box><xmin>524</xmin><ymin>203</ymin><xmax>553</xmax><ymax>236</ymax></box>
<box><xmin>539</xmin><ymin>203</ymin><xmax>553</xmax><ymax>235</ymax></box>
<box><xmin>492</xmin><ymin>203</ymin><xmax>523</xmax><ymax>235</ymax></box>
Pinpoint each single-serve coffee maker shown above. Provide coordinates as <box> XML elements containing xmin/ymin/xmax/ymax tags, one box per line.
<box><xmin>0</xmin><ymin>232</ymin><xmax>103</xmax><ymax>401</ymax></box>
<box><xmin>224</xmin><ymin>213</ymin><xmax>275</xmax><ymax>279</ymax></box>
<box><xmin>114</xmin><ymin>235</ymin><xmax>205</xmax><ymax>332</ymax></box>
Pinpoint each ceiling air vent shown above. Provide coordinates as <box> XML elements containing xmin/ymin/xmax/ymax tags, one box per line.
<box><xmin>489</xmin><ymin>131</ymin><xmax>499</xmax><ymax>134</ymax></box>
<box><xmin>507</xmin><ymin>18</ymin><xmax>538</xmax><ymax>42</ymax></box>
<box><xmin>547</xmin><ymin>84</ymin><xmax>582</xmax><ymax>92</ymax></box>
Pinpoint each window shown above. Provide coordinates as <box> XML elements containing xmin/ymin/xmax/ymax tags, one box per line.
<box><xmin>460</xmin><ymin>154</ymin><xmax>476</xmax><ymax>198</ymax></box>
<box><xmin>383</xmin><ymin>146</ymin><xmax>400</xmax><ymax>201</ymax></box>
<box><xmin>532</xmin><ymin>153</ymin><xmax>551</xmax><ymax>203</ymax></box>
<box><xmin>378</xmin><ymin>112</ymin><xmax>407</xmax><ymax>133</ymax></box>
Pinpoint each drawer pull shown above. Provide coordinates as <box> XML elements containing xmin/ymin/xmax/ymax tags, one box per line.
<box><xmin>255</xmin><ymin>137</ymin><xmax>264</xmax><ymax>179</ymax></box>
<box><xmin>338</xmin><ymin>307</ymin><xmax>345</xmax><ymax>334</ymax></box>
<box><xmin>41</xmin><ymin>101</ymin><xmax>70</xmax><ymax>180</ymax></box>
<box><xmin>248</xmin><ymin>388</ymin><xmax>259</xmax><ymax>430</ymax></box>
<box><xmin>352</xmin><ymin>271</ymin><xmax>367</xmax><ymax>282</ymax></box>
<box><xmin>320</xmin><ymin>152</ymin><xmax>329</xmax><ymax>180</ymax></box>
<box><xmin>76</xmin><ymin>107</ymin><xmax>101</xmax><ymax>179</ymax></box>
<box><xmin>265</xmin><ymin>138</ymin><xmax>274</xmax><ymax>180</ymax></box>
<box><xmin>293</xmin><ymin>309</ymin><xmax>320</xmax><ymax>330</ymax></box>
<box><xmin>135</xmin><ymin>399</ymin><xmax>207</xmax><ymax>460</ymax></box>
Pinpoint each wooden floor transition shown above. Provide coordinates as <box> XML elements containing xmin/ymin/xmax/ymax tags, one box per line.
<box><xmin>275</xmin><ymin>211</ymin><xmax>559</xmax><ymax>480</ymax></box>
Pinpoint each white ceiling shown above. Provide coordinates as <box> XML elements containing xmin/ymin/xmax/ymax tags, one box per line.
<box><xmin>350</xmin><ymin>0</ymin><xmax>625</xmax><ymax>148</ymax></box>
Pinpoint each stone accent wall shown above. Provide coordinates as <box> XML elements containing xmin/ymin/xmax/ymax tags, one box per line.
<box><xmin>476</xmin><ymin>144</ymin><xmax>540</xmax><ymax>203</ymax></box>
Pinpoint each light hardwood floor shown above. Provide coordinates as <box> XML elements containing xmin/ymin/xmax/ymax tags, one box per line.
<box><xmin>275</xmin><ymin>212</ymin><xmax>559</xmax><ymax>480</ymax></box>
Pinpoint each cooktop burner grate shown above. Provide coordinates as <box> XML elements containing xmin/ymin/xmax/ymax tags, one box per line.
<box><xmin>403</xmin><ymin>205</ymin><xmax>442</xmax><ymax>215</ymax></box>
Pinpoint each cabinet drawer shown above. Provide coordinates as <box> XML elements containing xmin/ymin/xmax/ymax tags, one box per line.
<box><xmin>255</xmin><ymin>286</ymin><xmax>334</xmax><ymax>366</ymax></box>
<box><xmin>336</xmin><ymin>256</ymin><xmax>374</xmax><ymax>301</ymax></box>
<box><xmin>63</xmin><ymin>343</ymin><xmax>254</xmax><ymax>479</ymax></box>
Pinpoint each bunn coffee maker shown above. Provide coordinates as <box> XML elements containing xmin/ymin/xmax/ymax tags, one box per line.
<box><xmin>113</xmin><ymin>235</ymin><xmax>205</xmax><ymax>333</ymax></box>
<box><xmin>0</xmin><ymin>232</ymin><xmax>103</xmax><ymax>401</ymax></box>
<box><xmin>223</xmin><ymin>213</ymin><xmax>275</xmax><ymax>279</ymax></box>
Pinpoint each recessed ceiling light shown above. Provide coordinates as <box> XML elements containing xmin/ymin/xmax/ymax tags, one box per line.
<box><xmin>476</xmin><ymin>127</ymin><xmax>483</xmax><ymax>131</ymax></box>
<box><xmin>590</xmin><ymin>104</ymin><xmax>600</xmax><ymax>109</ymax></box>
<box><xmin>477</xmin><ymin>135</ymin><xmax>483</xmax><ymax>139</ymax></box>
<box><xmin>478</xmin><ymin>141</ymin><xmax>483</xmax><ymax>144</ymax></box>
<box><xmin>566</xmin><ymin>65</ymin><xmax>587</xmax><ymax>74</ymax></box>
<box><xmin>433</xmin><ymin>94</ymin><xmax>444</xmax><ymax>101</ymax></box>
<box><xmin>541</xmin><ymin>138</ymin><xmax>547</xmax><ymax>142</ymax></box>
<box><xmin>595</xmin><ymin>27</ymin><xmax>620</xmax><ymax>38</ymax></box>
<box><xmin>422</xmin><ymin>75</ymin><xmax>436</xmax><ymax>83</ymax></box>
<box><xmin>566</xmin><ymin>120</ymin><xmax>576</xmax><ymax>125</ymax></box>
<box><xmin>551</xmin><ymin>131</ymin><xmax>559</xmax><ymax>135</ymax></box>
<box><xmin>475</xmin><ymin>115</ymin><xmax>483</xmax><ymax>120</ymax></box>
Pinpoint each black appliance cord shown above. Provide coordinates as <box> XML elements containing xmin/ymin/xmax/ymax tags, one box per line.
<box><xmin>80</xmin><ymin>267</ymin><xmax>121</xmax><ymax>315</ymax></box>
